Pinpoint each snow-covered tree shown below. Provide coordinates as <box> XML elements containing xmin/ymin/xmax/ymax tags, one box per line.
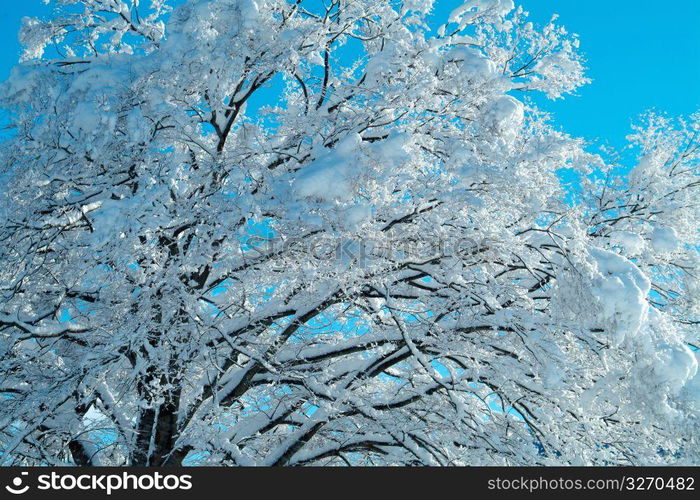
<box><xmin>1</xmin><ymin>0</ymin><xmax>698</xmax><ymax>466</ymax></box>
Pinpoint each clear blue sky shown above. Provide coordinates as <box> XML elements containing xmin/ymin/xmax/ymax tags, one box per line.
<box><xmin>1</xmin><ymin>0</ymin><xmax>699</xmax><ymax>151</ymax></box>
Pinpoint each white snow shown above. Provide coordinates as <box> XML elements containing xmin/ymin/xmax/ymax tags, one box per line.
<box><xmin>650</xmin><ymin>226</ymin><xmax>680</xmax><ymax>253</ymax></box>
<box><xmin>628</xmin><ymin>154</ymin><xmax>659</xmax><ymax>190</ymax></box>
<box><xmin>651</xmin><ymin>341</ymin><xmax>698</xmax><ymax>393</ymax></box>
<box><xmin>342</xmin><ymin>204</ymin><xmax>372</xmax><ymax>229</ymax></box>
<box><xmin>610</xmin><ymin>230</ymin><xmax>645</xmax><ymax>255</ymax></box>
<box><xmin>449</xmin><ymin>48</ymin><xmax>497</xmax><ymax>79</ymax></box>
<box><xmin>481</xmin><ymin>95</ymin><xmax>524</xmax><ymax>141</ymax></box>
<box><xmin>89</xmin><ymin>198</ymin><xmax>130</xmax><ymax>249</ymax></box>
<box><xmin>401</xmin><ymin>0</ymin><xmax>436</xmax><ymax>13</ymax></box>
<box><xmin>293</xmin><ymin>134</ymin><xmax>362</xmax><ymax>202</ymax></box>
<box><xmin>681</xmin><ymin>350</ymin><xmax>700</xmax><ymax>407</ymax></box>
<box><xmin>370</xmin><ymin>132</ymin><xmax>411</xmax><ymax>166</ymax></box>
<box><xmin>449</xmin><ymin>0</ymin><xmax>514</xmax><ymax>27</ymax></box>
<box><xmin>18</xmin><ymin>17</ymin><xmax>56</xmax><ymax>61</ymax></box>
<box><xmin>239</xmin><ymin>0</ymin><xmax>260</xmax><ymax>31</ymax></box>
<box><xmin>70</xmin><ymin>102</ymin><xmax>102</xmax><ymax>134</ymax></box>
<box><xmin>2</xmin><ymin>0</ymin><xmax>696</xmax><ymax>467</ymax></box>
<box><xmin>588</xmin><ymin>247</ymin><xmax>651</xmax><ymax>346</ymax></box>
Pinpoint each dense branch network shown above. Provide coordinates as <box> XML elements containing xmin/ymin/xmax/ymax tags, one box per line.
<box><xmin>0</xmin><ymin>0</ymin><xmax>698</xmax><ymax>466</ymax></box>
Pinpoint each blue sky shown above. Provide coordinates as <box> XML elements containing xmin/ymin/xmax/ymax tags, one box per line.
<box><xmin>1</xmin><ymin>0</ymin><xmax>698</xmax><ymax>152</ymax></box>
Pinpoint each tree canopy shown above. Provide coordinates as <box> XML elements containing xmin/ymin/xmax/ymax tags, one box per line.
<box><xmin>0</xmin><ymin>0</ymin><xmax>698</xmax><ymax>466</ymax></box>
